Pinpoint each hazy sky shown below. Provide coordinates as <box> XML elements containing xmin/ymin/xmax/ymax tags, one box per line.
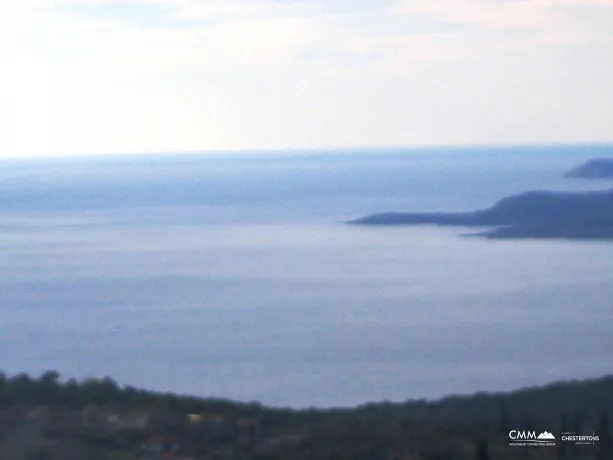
<box><xmin>3</xmin><ymin>0</ymin><xmax>613</xmax><ymax>157</ymax></box>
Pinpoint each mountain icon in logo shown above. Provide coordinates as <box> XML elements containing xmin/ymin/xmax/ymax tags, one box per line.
<box><xmin>538</xmin><ymin>432</ymin><xmax>555</xmax><ymax>440</ymax></box>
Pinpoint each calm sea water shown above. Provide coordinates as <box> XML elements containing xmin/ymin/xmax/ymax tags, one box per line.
<box><xmin>1</xmin><ymin>145</ymin><xmax>613</xmax><ymax>407</ymax></box>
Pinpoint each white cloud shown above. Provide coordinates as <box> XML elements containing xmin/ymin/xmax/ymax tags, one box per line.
<box><xmin>1</xmin><ymin>0</ymin><xmax>612</xmax><ymax>157</ymax></box>
<box><xmin>390</xmin><ymin>0</ymin><xmax>613</xmax><ymax>45</ymax></box>
<box><xmin>390</xmin><ymin>0</ymin><xmax>550</xmax><ymax>28</ymax></box>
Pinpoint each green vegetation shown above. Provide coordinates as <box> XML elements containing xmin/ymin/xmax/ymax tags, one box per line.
<box><xmin>0</xmin><ymin>370</ymin><xmax>612</xmax><ymax>459</ymax></box>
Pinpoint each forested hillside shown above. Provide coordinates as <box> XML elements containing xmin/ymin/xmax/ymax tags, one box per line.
<box><xmin>0</xmin><ymin>371</ymin><xmax>611</xmax><ymax>459</ymax></box>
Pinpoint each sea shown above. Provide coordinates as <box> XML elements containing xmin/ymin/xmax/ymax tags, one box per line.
<box><xmin>1</xmin><ymin>144</ymin><xmax>613</xmax><ymax>408</ymax></box>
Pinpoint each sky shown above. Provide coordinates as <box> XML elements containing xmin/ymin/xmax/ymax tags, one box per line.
<box><xmin>3</xmin><ymin>0</ymin><xmax>613</xmax><ymax>157</ymax></box>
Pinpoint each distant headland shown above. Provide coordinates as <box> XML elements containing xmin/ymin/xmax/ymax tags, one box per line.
<box><xmin>565</xmin><ymin>158</ymin><xmax>613</xmax><ymax>179</ymax></box>
<box><xmin>349</xmin><ymin>188</ymin><xmax>613</xmax><ymax>240</ymax></box>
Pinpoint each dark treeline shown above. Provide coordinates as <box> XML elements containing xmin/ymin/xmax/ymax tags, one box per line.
<box><xmin>2</xmin><ymin>371</ymin><xmax>612</xmax><ymax>425</ymax></box>
<box><xmin>0</xmin><ymin>370</ymin><xmax>264</xmax><ymax>416</ymax></box>
<box><xmin>1</xmin><ymin>370</ymin><xmax>612</xmax><ymax>460</ymax></box>
<box><xmin>1</xmin><ymin>370</ymin><xmax>613</xmax><ymax>430</ymax></box>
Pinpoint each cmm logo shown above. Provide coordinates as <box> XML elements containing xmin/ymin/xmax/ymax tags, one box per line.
<box><xmin>510</xmin><ymin>431</ymin><xmax>538</xmax><ymax>440</ymax></box>
<box><xmin>509</xmin><ymin>431</ymin><xmax>556</xmax><ymax>447</ymax></box>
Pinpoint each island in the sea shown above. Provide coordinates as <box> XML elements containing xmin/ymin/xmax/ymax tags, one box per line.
<box><xmin>349</xmin><ymin>189</ymin><xmax>613</xmax><ymax>239</ymax></box>
<box><xmin>565</xmin><ymin>158</ymin><xmax>613</xmax><ymax>179</ymax></box>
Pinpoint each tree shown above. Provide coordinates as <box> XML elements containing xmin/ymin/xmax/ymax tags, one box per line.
<box><xmin>557</xmin><ymin>414</ymin><xmax>568</xmax><ymax>459</ymax></box>
<box><xmin>59</xmin><ymin>378</ymin><xmax>81</xmax><ymax>409</ymax></box>
<box><xmin>598</xmin><ymin>410</ymin><xmax>612</xmax><ymax>460</ymax></box>
<box><xmin>0</xmin><ymin>371</ymin><xmax>7</xmax><ymax>407</ymax></box>
<box><xmin>475</xmin><ymin>439</ymin><xmax>490</xmax><ymax>460</ymax></box>
<box><xmin>39</xmin><ymin>370</ymin><xmax>60</xmax><ymax>385</ymax></box>
<box><xmin>79</xmin><ymin>377</ymin><xmax>119</xmax><ymax>405</ymax></box>
<box><xmin>498</xmin><ymin>402</ymin><xmax>510</xmax><ymax>434</ymax></box>
<box><xmin>572</xmin><ymin>410</ymin><xmax>583</xmax><ymax>435</ymax></box>
<box><xmin>9</xmin><ymin>372</ymin><xmax>36</xmax><ymax>404</ymax></box>
<box><xmin>37</xmin><ymin>370</ymin><xmax>61</xmax><ymax>405</ymax></box>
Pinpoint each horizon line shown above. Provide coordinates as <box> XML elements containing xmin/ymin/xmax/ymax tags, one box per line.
<box><xmin>3</xmin><ymin>140</ymin><xmax>613</xmax><ymax>162</ymax></box>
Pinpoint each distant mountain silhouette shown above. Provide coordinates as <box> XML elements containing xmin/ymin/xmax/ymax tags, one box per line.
<box><xmin>565</xmin><ymin>158</ymin><xmax>613</xmax><ymax>179</ymax></box>
<box><xmin>349</xmin><ymin>189</ymin><xmax>613</xmax><ymax>240</ymax></box>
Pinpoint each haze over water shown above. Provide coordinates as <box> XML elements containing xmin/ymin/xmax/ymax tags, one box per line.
<box><xmin>2</xmin><ymin>145</ymin><xmax>613</xmax><ymax>408</ymax></box>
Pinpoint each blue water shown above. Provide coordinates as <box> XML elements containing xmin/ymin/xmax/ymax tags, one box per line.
<box><xmin>1</xmin><ymin>145</ymin><xmax>613</xmax><ymax>407</ymax></box>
